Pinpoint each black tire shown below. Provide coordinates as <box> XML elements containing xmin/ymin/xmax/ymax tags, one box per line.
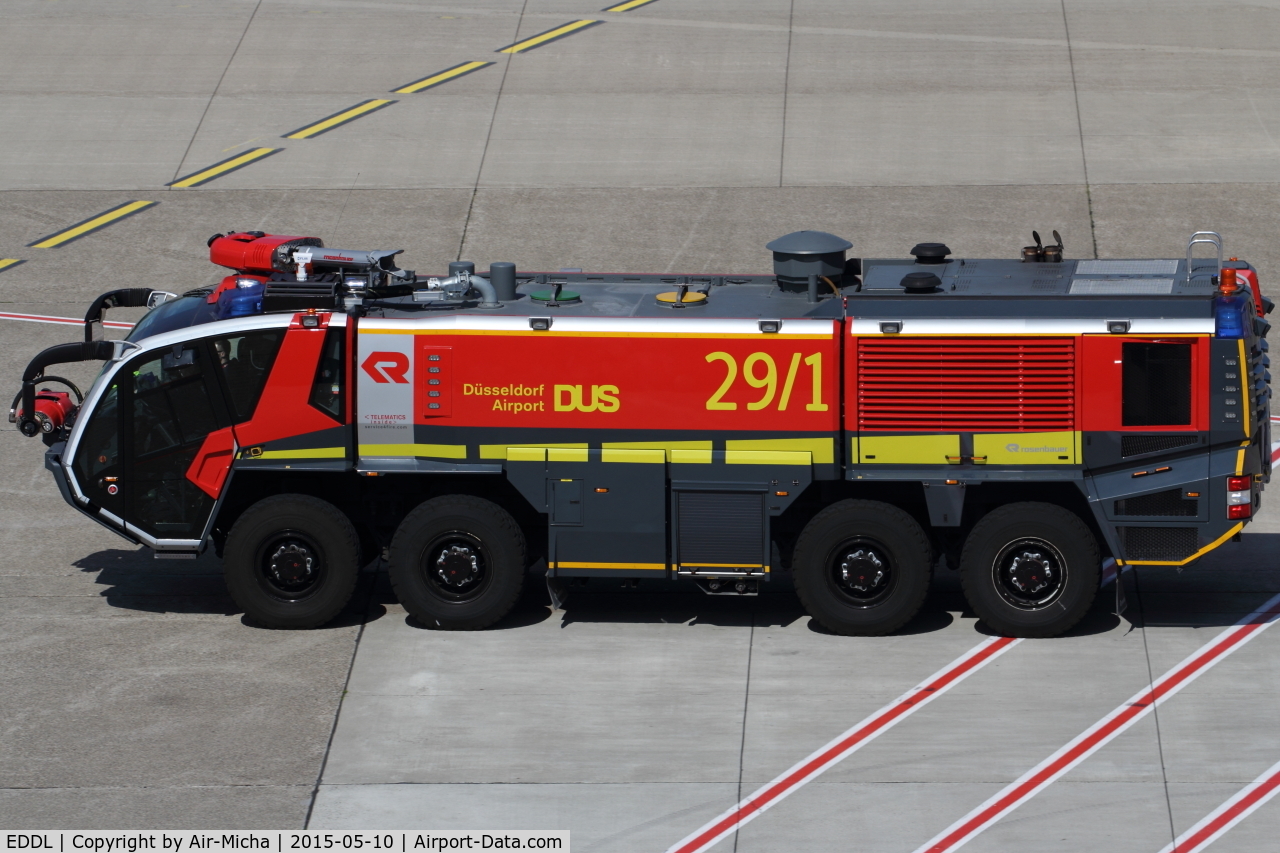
<box><xmin>388</xmin><ymin>495</ymin><xmax>526</xmax><ymax>630</ymax></box>
<box><xmin>791</xmin><ymin>500</ymin><xmax>933</xmax><ymax>636</ymax></box>
<box><xmin>959</xmin><ymin>502</ymin><xmax>1099</xmax><ymax>638</ymax></box>
<box><xmin>223</xmin><ymin>494</ymin><xmax>361</xmax><ymax>629</ymax></box>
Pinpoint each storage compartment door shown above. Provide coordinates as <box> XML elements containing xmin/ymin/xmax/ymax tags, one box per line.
<box><xmin>674</xmin><ymin>490</ymin><xmax>769</xmax><ymax>576</ymax></box>
<box><xmin>548</xmin><ymin>450</ymin><xmax>667</xmax><ymax>577</ymax></box>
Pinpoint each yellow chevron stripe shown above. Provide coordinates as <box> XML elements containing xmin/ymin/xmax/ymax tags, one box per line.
<box><xmin>393</xmin><ymin>61</ymin><xmax>492</xmax><ymax>93</ymax></box>
<box><xmin>28</xmin><ymin>201</ymin><xmax>157</xmax><ymax>248</ymax></box>
<box><xmin>285</xmin><ymin>99</ymin><xmax>395</xmax><ymax>139</ymax></box>
<box><xmin>498</xmin><ymin>20</ymin><xmax>600</xmax><ymax>54</ymax></box>
<box><xmin>169</xmin><ymin>148</ymin><xmax>280</xmax><ymax>188</ymax></box>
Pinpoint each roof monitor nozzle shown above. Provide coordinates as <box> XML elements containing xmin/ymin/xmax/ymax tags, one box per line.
<box><xmin>910</xmin><ymin>243</ymin><xmax>951</xmax><ymax>264</ymax></box>
<box><xmin>1023</xmin><ymin>230</ymin><xmax>1064</xmax><ymax>263</ymax></box>
<box><xmin>766</xmin><ymin>231</ymin><xmax>853</xmax><ymax>295</ymax></box>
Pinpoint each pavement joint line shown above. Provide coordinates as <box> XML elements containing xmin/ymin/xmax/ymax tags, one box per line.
<box><xmin>26</xmin><ymin>201</ymin><xmax>158</xmax><ymax>248</ymax></box>
<box><xmin>602</xmin><ymin>0</ymin><xmax>662</xmax><ymax>10</ymax></box>
<box><xmin>0</xmin><ymin>259</ymin><xmax>26</xmax><ymax>273</ymax></box>
<box><xmin>0</xmin><ymin>311</ymin><xmax>132</xmax><ymax>329</ymax></box>
<box><xmin>392</xmin><ymin>61</ymin><xmax>494</xmax><ymax>94</ymax></box>
<box><xmin>168</xmin><ymin>148</ymin><xmax>282</xmax><ymax>188</ymax></box>
<box><xmin>169</xmin><ymin>0</ymin><xmax>263</xmax><ymax>186</ymax></box>
<box><xmin>665</xmin><ymin>635</ymin><xmax>1023</xmax><ymax>853</ymax></box>
<box><xmin>1157</xmin><ymin>758</ymin><xmax>1280</xmax><ymax>853</ymax></box>
<box><xmin>913</xmin><ymin>591</ymin><xmax>1280</xmax><ymax>853</ymax></box>
<box><xmin>303</xmin><ymin>574</ymin><xmax>380</xmax><ymax>829</ymax></box>
<box><xmin>496</xmin><ymin>19</ymin><xmax>602</xmax><ymax>54</ymax></box>
<box><xmin>283</xmin><ymin>99</ymin><xmax>398</xmax><ymax>140</ymax></box>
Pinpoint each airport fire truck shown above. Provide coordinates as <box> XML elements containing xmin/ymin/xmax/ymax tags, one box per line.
<box><xmin>13</xmin><ymin>228</ymin><xmax>1272</xmax><ymax>637</ymax></box>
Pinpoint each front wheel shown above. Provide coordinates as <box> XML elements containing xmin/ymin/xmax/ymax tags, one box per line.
<box><xmin>791</xmin><ymin>500</ymin><xmax>933</xmax><ymax>636</ymax></box>
<box><xmin>223</xmin><ymin>494</ymin><xmax>361</xmax><ymax>629</ymax></box>
<box><xmin>388</xmin><ymin>495</ymin><xmax>526</xmax><ymax>630</ymax></box>
<box><xmin>959</xmin><ymin>502</ymin><xmax>1099</xmax><ymax>638</ymax></box>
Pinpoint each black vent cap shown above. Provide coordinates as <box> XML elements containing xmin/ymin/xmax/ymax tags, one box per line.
<box><xmin>901</xmin><ymin>271</ymin><xmax>942</xmax><ymax>292</ymax></box>
<box><xmin>765</xmin><ymin>231</ymin><xmax>853</xmax><ymax>255</ymax></box>
<box><xmin>910</xmin><ymin>242</ymin><xmax>951</xmax><ymax>264</ymax></box>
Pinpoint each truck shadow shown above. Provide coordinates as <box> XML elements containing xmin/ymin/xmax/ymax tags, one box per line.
<box><xmin>75</xmin><ymin>530</ymin><xmax>1280</xmax><ymax>636</ymax></box>
<box><xmin>75</xmin><ymin>548</ymin><xmax>387</xmax><ymax>629</ymax></box>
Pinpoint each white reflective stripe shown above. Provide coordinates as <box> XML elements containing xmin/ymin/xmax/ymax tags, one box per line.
<box><xmin>848</xmin><ymin>317</ymin><xmax>1214</xmax><ymax>336</ymax></box>
<box><xmin>135</xmin><ymin>312</ymin><xmax>293</xmax><ymax>352</ymax></box>
<box><xmin>361</xmin><ymin>316</ymin><xmax>835</xmax><ymax>336</ymax></box>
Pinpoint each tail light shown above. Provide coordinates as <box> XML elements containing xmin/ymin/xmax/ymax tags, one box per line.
<box><xmin>1227</xmin><ymin>475</ymin><xmax>1253</xmax><ymax>519</ymax></box>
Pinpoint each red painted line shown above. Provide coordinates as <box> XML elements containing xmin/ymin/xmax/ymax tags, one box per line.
<box><xmin>0</xmin><ymin>310</ymin><xmax>132</xmax><ymax>329</ymax></box>
<box><xmin>665</xmin><ymin>635</ymin><xmax>1022</xmax><ymax>853</ymax></box>
<box><xmin>914</xmin><ymin>592</ymin><xmax>1280</xmax><ymax>853</ymax></box>
<box><xmin>1159</xmin><ymin>759</ymin><xmax>1280</xmax><ymax>853</ymax></box>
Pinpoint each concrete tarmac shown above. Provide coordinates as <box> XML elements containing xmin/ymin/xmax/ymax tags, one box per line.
<box><xmin>2</xmin><ymin>1</ymin><xmax>1279</xmax><ymax>850</ymax></box>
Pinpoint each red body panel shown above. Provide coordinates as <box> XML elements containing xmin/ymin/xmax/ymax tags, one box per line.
<box><xmin>399</xmin><ymin>329</ymin><xmax>841</xmax><ymax>432</ymax></box>
<box><xmin>1237</xmin><ymin>269</ymin><xmax>1264</xmax><ymax>316</ymax></box>
<box><xmin>234</xmin><ymin>313</ymin><xmax>341</xmax><ymax>447</ymax></box>
<box><xmin>186</xmin><ymin>426</ymin><xmax>236</xmax><ymax>498</ymax></box>
<box><xmin>1079</xmin><ymin>335</ymin><xmax>1210</xmax><ymax>432</ymax></box>
<box><xmin>845</xmin><ymin>336</ymin><xmax>1077</xmax><ymax>432</ymax></box>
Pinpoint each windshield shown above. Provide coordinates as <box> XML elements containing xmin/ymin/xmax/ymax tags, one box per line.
<box><xmin>126</xmin><ymin>294</ymin><xmax>219</xmax><ymax>342</ymax></box>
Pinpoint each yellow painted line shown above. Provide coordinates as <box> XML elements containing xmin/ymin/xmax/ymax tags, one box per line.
<box><xmin>284</xmin><ymin>99</ymin><xmax>396</xmax><ymax>139</ymax></box>
<box><xmin>393</xmin><ymin>61</ymin><xmax>493</xmax><ymax>93</ymax></box>
<box><xmin>481</xmin><ymin>443</ymin><xmax>588</xmax><ymax>459</ymax></box>
<box><xmin>169</xmin><ymin>148</ymin><xmax>281</xmax><ymax>188</ymax></box>
<box><xmin>0</xmin><ymin>259</ymin><xmax>25</xmax><ymax>273</ymax></box>
<box><xmin>1126</xmin><ymin>523</ymin><xmax>1245</xmax><ymax>566</ymax></box>
<box><xmin>602</xmin><ymin>440</ymin><xmax>712</xmax><ymax>462</ymax></box>
<box><xmin>670</xmin><ymin>448</ymin><xmax>714</xmax><ymax>464</ymax></box>
<box><xmin>603</xmin><ymin>0</ymin><xmax>660</xmax><ymax>10</ymax></box>
<box><xmin>551</xmin><ymin>562</ymin><xmax>666</xmax><ymax>571</ymax></box>
<box><xmin>362</xmin><ymin>328</ymin><xmax>830</xmax><ymax>340</ymax></box>
<box><xmin>726</xmin><ymin>438</ymin><xmax>833</xmax><ymax>465</ymax></box>
<box><xmin>497</xmin><ymin>20</ymin><xmax>602</xmax><ymax>54</ymax></box>
<box><xmin>255</xmin><ymin>447</ymin><xmax>346</xmax><ymax>460</ymax></box>
<box><xmin>27</xmin><ymin>201</ymin><xmax>157</xmax><ymax>248</ymax></box>
<box><xmin>601</xmin><ymin>448</ymin><xmax>665</xmax><ymax>463</ymax></box>
<box><xmin>681</xmin><ymin>563</ymin><xmax>765</xmax><ymax>569</ymax></box>
<box><xmin>359</xmin><ymin>443</ymin><xmax>467</xmax><ymax>459</ymax></box>
<box><xmin>549</xmin><ymin>447</ymin><xmax>588</xmax><ymax>462</ymax></box>
<box><xmin>725</xmin><ymin>450</ymin><xmax>811</xmax><ymax>466</ymax></box>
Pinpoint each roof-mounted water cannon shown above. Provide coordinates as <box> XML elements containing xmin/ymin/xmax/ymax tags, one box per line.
<box><xmin>412</xmin><ymin>260</ymin><xmax>501</xmax><ymax>308</ymax></box>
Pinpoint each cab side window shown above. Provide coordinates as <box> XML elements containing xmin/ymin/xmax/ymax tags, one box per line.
<box><xmin>308</xmin><ymin>327</ymin><xmax>345</xmax><ymax>421</ymax></box>
<box><xmin>1122</xmin><ymin>342</ymin><xmax>1192</xmax><ymax>426</ymax></box>
<box><xmin>211</xmin><ymin>331</ymin><xmax>284</xmax><ymax>422</ymax></box>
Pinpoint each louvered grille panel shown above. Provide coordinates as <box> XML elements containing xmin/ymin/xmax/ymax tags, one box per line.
<box><xmin>857</xmin><ymin>337</ymin><xmax>1077</xmax><ymax>431</ymax></box>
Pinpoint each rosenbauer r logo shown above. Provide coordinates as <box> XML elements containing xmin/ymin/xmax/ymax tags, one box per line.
<box><xmin>362</xmin><ymin>352</ymin><xmax>410</xmax><ymax>384</ymax></box>
<box><xmin>1006</xmin><ymin>443</ymin><xmax>1069</xmax><ymax>453</ymax></box>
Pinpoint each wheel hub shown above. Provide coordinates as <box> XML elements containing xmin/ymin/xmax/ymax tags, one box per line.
<box><xmin>436</xmin><ymin>544</ymin><xmax>479</xmax><ymax>587</ymax></box>
<box><xmin>840</xmin><ymin>549</ymin><xmax>886</xmax><ymax>593</ymax></box>
<box><xmin>269</xmin><ymin>542</ymin><xmax>314</xmax><ymax>587</ymax></box>
<box><xmin>1006</xmin><ymin>551</ymin><xmax>1053</xmax><ymax>594</ymax></box>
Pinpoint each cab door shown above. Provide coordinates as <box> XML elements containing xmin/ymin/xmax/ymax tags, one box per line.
<box><xmin>122</xmin><ymin>342</ymin><xmax>231</xmax><ymax>544</ymax></box>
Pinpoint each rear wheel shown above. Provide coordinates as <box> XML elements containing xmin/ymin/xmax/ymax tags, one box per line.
<box><xmin>388</xmin><ymin>495</ymin><xmax>526</xmax><ymax>630</ymax></box>
<box><xmin>791</xmin><ymin>500</ymin><xmax>932</xmax><ymax>635</ymax></box>
<box><xmin>959</xmin><ymin>502</ymin><xmax>1099</xmax><ymax>638</ymax></box>
<box><xmin>223</xmin><ymin>494</ymin><xmax>361</xmax><ymax>629</ymax></box>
